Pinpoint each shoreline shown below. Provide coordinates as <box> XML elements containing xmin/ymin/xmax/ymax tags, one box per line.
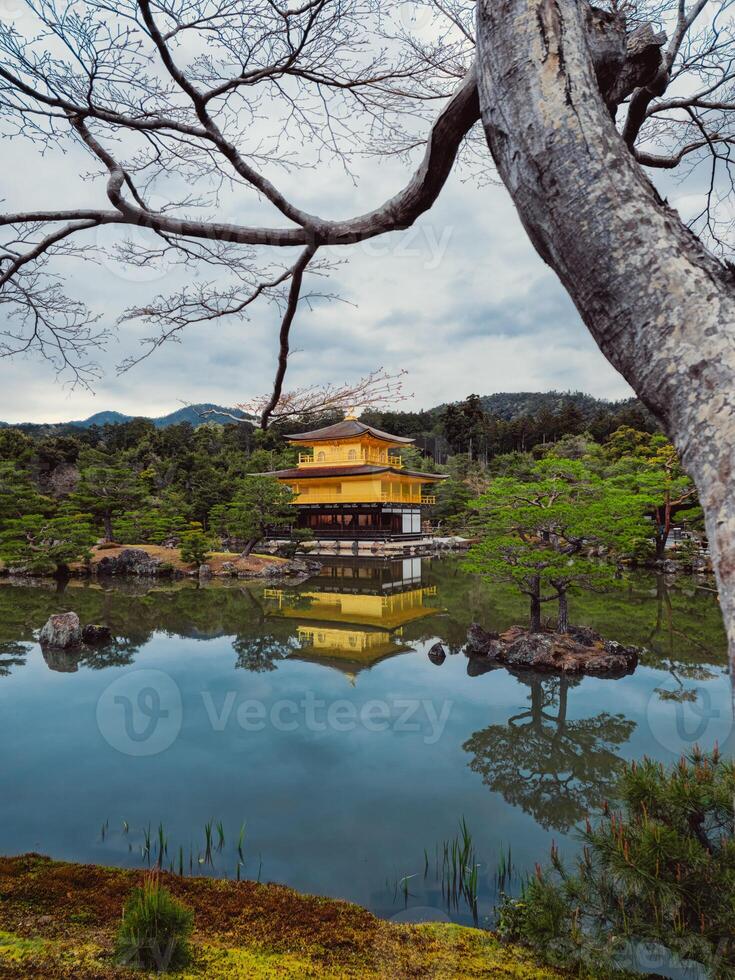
<box><xmin>0</xmin><ymin>854</ymin><xmax>562</xmax><ymax>978</ymax></box>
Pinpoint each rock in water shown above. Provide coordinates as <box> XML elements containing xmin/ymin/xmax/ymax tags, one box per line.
<box><xmin>428</xmin><ymin>642</ymin><xmax>446</xmax><ymax>665</ymax></box>
<box><xmin>466</xmin><ymin>623</ymin><xmax>500</xmax><ymax>655</ymax></box>
<box><xmin>81</xmin><ymin>624</ymin><xmax>112</xmax><ymax>645</ymax></box>
<box><xmin>465</xmin><ymin>623</ymin><xmax>640</xmax><ymax>678</ymax></box>
<box><xmin>39</xmin><ymin>612</ymin><xmax>82</xmax><ymax>649</ymax></box>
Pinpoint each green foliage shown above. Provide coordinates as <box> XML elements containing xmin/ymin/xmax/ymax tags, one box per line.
<box><xmin>114</xmin><ymin>876</ymin><xmax>193</xmax><ymax>972</ymax></box>
<box><xmin>179</xmin><ymin>528</ymin><xmax>212</xmax><ymax>566</ymax></box>
<box><xmin>499</xmin><ymin>750</ymin><xmax>735</xmax><ymax>978</ymax></box>
<box><xmin>70</xmin><ymin>449</ymin><xmax>146</xmax><ymax>540</ymax></box>
<box><xmin>0</xmin><ymin>512</ymin><xmax>95</xmax><ymax>574</ymax></box>
<box><xmin>0</xmin><ymin>462</ymin><xmax>52</xmax><ymax>522</ymax></box>
<box><xmin>115</xmin><ymin>491</ymin><xmax>193</xmax><ymax>546</ymax></box>
<box><xmin>0</xmin><ymin>405</ymin><xmax>702</xmax><ymax>576</ymax></box>
<box><xmin>465</xmin><ymin>456</ymin><xmax>650</xmax><ymax>629</ymax></box>
<box><xmin>277</xmin><ymin>527</ymin><xmax>314</xmax><ymax>558</ymax></box>
<box><xmin>603</xmin><ymin>428</ymin><xmax>701</xmax><ymax>559</ymax></box>
<box><xmin>210</xmin><ymin>476</ymin><xmax>294</xmax><ymax>554</ymax></box>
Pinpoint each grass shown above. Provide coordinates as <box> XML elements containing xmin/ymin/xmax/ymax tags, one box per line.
<box><xmin>114</xmin><ymin>874</ymin><xmax>193</xmax><ymax>971</ymax></box>
<box><xmin>0</xmin><ymin>854</ymin><xmax>565</xmax><ymax>978</ymax></box>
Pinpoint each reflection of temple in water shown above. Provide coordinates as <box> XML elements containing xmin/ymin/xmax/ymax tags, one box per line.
<box><xmin>264</xmin><ymin>558</ymin><xmax>440</xmax><ymax>679</ymax></box>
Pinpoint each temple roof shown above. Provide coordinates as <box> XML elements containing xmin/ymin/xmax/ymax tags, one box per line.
<box><xmin>287</xmin><ymin>418</ymin><xmax>414</xmax><ymax>445</ymax></box>
<box><xmin>266</xmin><ymin>464</ymin><xmax>445</xmax><ymax>482</ymax></box>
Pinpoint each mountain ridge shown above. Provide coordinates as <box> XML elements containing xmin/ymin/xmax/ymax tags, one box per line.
<box><xmin>0</xmin><ymin>391</ymin><xmax>643</xmax><ymax>431</ymax></box>
<box><xmin>0</xmin><ymin>403</ymin><xmax>247</xmax><ymax>431</ymax></box>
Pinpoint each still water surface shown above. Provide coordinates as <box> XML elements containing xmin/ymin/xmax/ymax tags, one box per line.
<box><xmin>0</xmin><ymin>558</ymin><xmax>730</xmax><ymax>925</ymax></box>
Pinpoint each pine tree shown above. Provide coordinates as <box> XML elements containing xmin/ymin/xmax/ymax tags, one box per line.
<box><xmin>0</xmin><ymin>512</ymin><xmax>95</xmax><ymax>574</ymax></box>
<box><xmin>70</xmin><ymin>450</ymin><xmax>146</xmax><ymax>541</ymax></box>
<box><xmin>209</xmin><ymin>476</ymin><xmax>294</xmax><ymax>556</ymax></box>
<box><xmin>499</xmin><ymin>749</ymin><xmax>735</xmax><ymax>978</ymax></box>
<box><xmin>466</xmin><ymin>456</ymin><xmax>649</xmax><ymax>631</ymax></box>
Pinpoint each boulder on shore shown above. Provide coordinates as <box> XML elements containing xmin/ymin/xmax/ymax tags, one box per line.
<box><xmin>39</xmin><ymin>612</ymin><xmax>82</xmax><ymax>649</ymax></box>
<box><xmin>95</xmin><ymin>548</ymin><xmax>162</xmax><ymax>577</ymax></box>
<box><xmin>466</xmin><ymin>623</ymin><xmax>640</xmax><ymax>677</ymax></box>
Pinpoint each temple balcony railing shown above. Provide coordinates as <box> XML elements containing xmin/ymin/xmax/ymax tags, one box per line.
<box><xmin>297</xmin><ymin>451</ymin><xmax>404</xmax><ymax>468</ymax></box>
<box><xmin>291</xmin><ymin>488</ymin><xmax>435</xmax><ymax>505</ymax></box>
<box><xmin>295</xmin><ymin>490</ymin><xmax>387</xmax><ymax>504</ymax></box>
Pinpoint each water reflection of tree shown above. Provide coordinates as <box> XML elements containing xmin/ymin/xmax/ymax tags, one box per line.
<box><xmin>646</xmin><ymin>576</ymin><xmax>720</xmax><ymax>701</ymax></box>
<box><xmin>0</xmin><ymin>641</ymin><xmax>29</xmax><ymax>676</ymax></box>
<box><xmin>463</xmin><ymin>674</ymin><xmax>635</xmax><ymax>833</ymax></box>
<box><xmin>233</xmin><ymin>588</ymin><xmax>294</xmax><ymax>672</ymax></box>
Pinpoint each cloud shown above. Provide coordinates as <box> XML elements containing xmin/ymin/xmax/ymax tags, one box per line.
<box><xmin>0</xmin><ymin>107</ymin><xmax>634</xmax><ymax>424</ymax></box>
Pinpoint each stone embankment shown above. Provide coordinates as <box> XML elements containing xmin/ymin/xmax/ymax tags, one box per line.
<box><xmin>82</xmin><ymin>545</ymin><xmax>320</xmax><ymax>581</ymax></box>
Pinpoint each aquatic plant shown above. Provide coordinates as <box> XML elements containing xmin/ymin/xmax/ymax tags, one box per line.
<box><xmin>202</xmin><ymin>820</ymin><xmax>214</xmax><ymax>867</ymax></box>
<box><xmin>156</xmin><ymin>823</ymin><xmax>168</xmax><ymax>870</ymax></box>
<box><xmin>495</xmin><ymin>845</ymin><xmax>513</xmax><ymax>894</ymax></box>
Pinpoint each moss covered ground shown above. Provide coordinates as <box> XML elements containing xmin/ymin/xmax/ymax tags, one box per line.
<box><xmin>0</xmin><ymin>854</ymin><xmax>562</xmax><ymax>978</ymax></box>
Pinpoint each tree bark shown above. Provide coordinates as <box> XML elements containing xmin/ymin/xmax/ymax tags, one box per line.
<box><xmin>103</xmin><ymin>512</ymin><xmax>113</xmax><ymax>542</ymax></box>
<box><xmin>528</xmin><ymin>576</ymin><xmax>542</xmax><ymax>632</ymax></box>
<box><xmin>557</xmin><ymin>590</ymin><xmax>569</xmax><ymax>634</ymax></box>
<box><xmin>240</xmin><ymin>537</ymin><xmax>260</xmax><ymax>558</ymax></box>
<box><xmin>477</xmin><ymin>0</ymin><xmax>735</xmax><ymax>666</ymax></box>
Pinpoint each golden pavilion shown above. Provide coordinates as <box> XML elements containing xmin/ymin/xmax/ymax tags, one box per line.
<box><xmin>268</xmin><ymin>414</ymin><xmax>445</xmax><ymax>540</ymax></box>
<box><xmin>264</xmin><ymin>558</ymin><xmax>441</xmax><ymax>678</ymax></box>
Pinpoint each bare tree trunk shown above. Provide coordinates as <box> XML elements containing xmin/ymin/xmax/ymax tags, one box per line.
<box><xmin>557</xmin><ymin>591</ymin><xmax>569</xmax><ymax>634</ymax></box>
<box><xmin>103</xmin><ymin>512</ymin><xmax>113</xmax><ymax>542</ymax></box>
<box><xmin>477</xmin><ymin>0</ymin><xmax>735</xmax><ymax>667</ymax></box>
<box><xmin>240</xmin><ymin>537</ymin><xmax>260</xmax><ymax>558</ymax></box>
<box><xmin>528</xmin><ymin>577</ymin><xmax>542</xmax><ymax>633</ymax></box>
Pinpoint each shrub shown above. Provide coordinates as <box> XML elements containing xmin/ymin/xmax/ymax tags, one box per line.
<box><xmin>180</xmin><ymin>529</ymin><xmax>211</xmax><ymax>566</ymax></box>
<box><xmin>115</xmin><ymin>876</ymin><xmax>193</xmax><ymax>972</ymax></box>
<box><xmin>278</xmin><ymin>528</ymin><xmax>314</xmax><ymax>558</ymax></box>
<box><xmin>498</xmin><ymin>748</ymin><xmax>735</xmax><ymax>978</ymax></box>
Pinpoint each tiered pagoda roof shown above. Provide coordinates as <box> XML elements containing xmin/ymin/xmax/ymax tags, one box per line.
<box><xmin>286</xmin><ymin>418</ymin><xmax>414</xmax><ymax>444</ymax></box>
<box><xmin>266</xmin><ymin>463</ymin><xmax>443</xmax><ymax>480</ymax></box>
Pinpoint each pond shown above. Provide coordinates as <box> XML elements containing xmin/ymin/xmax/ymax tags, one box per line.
<box><xmin>0</xmin><ymin>558</ymin><xmax>730</xmax><ymax>928</ymax></box>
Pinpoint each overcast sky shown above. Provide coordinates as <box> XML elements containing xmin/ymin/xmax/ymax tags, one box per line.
<box><xmin>3</xmin><ymin>23</ymin><xmax>682</xmax><ymax>427</ymax></box>
<box><xmin>3</xmin><ymin>149</ymin><xmax>642</xmax><ymax>424</ymax></box>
